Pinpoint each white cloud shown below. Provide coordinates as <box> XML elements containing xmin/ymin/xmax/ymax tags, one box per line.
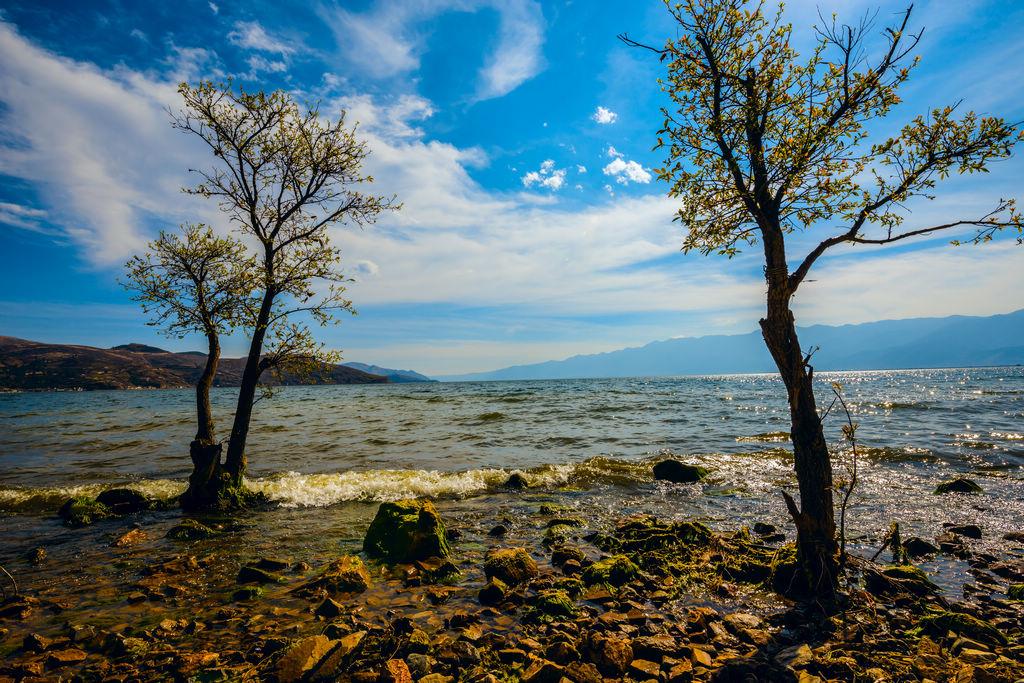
<box><xmin>0</xmin><ymin>21</ymin><xmax>217</xmax><ymax>264</ymax></box>
<box><xmin>576</xmin><ymin>165</ymin><xmax>586</xmax><ymax>173</ymax></box>
<box><xmin>592</xmin><ymin>106</ymin><xmax>617</xmax><ymax>124</ymax></box>
<box><xmin>0</xmin><ymin>202</ymin><xmax>50</xmax><ymax>232</ymax></box>
<box><xmin>322</xmin><ymin>0</ymin><xmax>545</xmax><ymax>101</ymax></box>
<box><xmin>603</xmin><ymin>157</ymin><xmax>652</xmax><ymax>185</ymax></box>
<box><xmin>227</xmin><ymin>21</ymin><xmax>295</xmax><ymax>55</ymax></box>
<box><xmin>521</xmin><ymin>159</ymin><xmax>566</xmax><ymax>190</ymax></box>
<box><xmin>208</xmin><ymin>2</ymin><xmax>218</xmax><ymax>14</ymax></box>
<box><xmin>247</xmin><ymin>55</ymin><xmax>287</xmax><ymax>74</ymax></box>
<box><xmin>606</xmin><ymin>145</ymin><xmax>622</xmax><ymax>158</ymax></box>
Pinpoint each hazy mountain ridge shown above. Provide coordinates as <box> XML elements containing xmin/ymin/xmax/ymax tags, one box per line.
<box><xmin>342</xmin><ymin>362</ymin><xmax>435</xmax><ymax>383</ymax></box>
<box><xmin>0</xmin><ymin>337</ymin><xmax>391</xmax><ymax>391</ymax></box>
<box><xmin>439</xmin><ymin>309</ymin><xmax>1024</xmax><ymax>381</ymax></box>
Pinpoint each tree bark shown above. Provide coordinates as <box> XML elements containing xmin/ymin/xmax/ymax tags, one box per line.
<box><xmin>759</xmin><ymin>225</ymin><xmax>838</xmax><ymax>597</ymax></box>
<box><xmin>223</xmin><ymin>284</ymin><xmax>274</xmax><ymax>486</ymax></box>
<box><xmin>181</xmin><ymin>329</ymin><xmax>224</xmax><ymax>510</ymax></box>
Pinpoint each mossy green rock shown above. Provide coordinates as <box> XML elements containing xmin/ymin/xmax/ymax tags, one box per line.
<box><xmin>237</xmin><ymin>564</ymin><xmax>284</xmax><ymax>585</ymax></box>
<box><xmin>883</xmin><ymin>565</ymin><xmax>939</xmax><ymax>594</ymax></box>
<box><xmin>479</xmin><ymin>578</ymin><xmax>509</xmax><ymax>605</ymax></box>
<box><xmin>58</xmin><ymin>496</ymin><xmax>111</xmax><ymax>528</ymax></box>
<box><xmin>362</xmin><ymin>499</ymin><xmax>451</xmax><ymax>562</ymax></box>
<box><xmin>166</xmin><ymin>518</ymin><xmax>217</xmax><ymax>540</ymax></box>
<box><xmin>527</xmin><ymin>590</ymin><xmax>577</xmax><ymax>622</ymax></box>
<box><xmin>917</xmin><ymin>611</ymin><xmax>1007</xmax><ymax>646</ymax></box>
<box><xmin>292</xmin><ymin>556</ymin><xmax>372</xmax><ymax>598</ymax></box>
<box><xmin>582</xmin><ymin>554</ymin><xmax>639</xmax><ymax>587</ymax></box>
<box><xmin>553</xmin><ymin>577</ymin><xmax>587</xmax><ymax>599</ymax></box>
<box><xmin>232</xmin><ymin>586</ymin><xmax>263</xmax><ymax>602</ymax></box>
<box><xmin>933</xmin><ymin>478</ymin><xmax>983</xmax><ymax>495</ymax></box>
<box><xmin>95</xmin><ymin>488</ymin><xmax>151</xmax><ymax>515</ymax></box>
<box><xmin>484</xmin><ymin>548</ymin><xmax>539</xmax><ymax>586</ymax></box>
<box><xmin>1007</xmin><ymin>584</ymin><xmax>1024</xmax><ymax>600</ymax></box>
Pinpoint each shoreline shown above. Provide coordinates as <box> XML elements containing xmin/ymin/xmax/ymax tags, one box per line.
<box><xmin>1</xmin><ymin>490</ymin><xmax>1022</xmax><ymax>682</ymax></box>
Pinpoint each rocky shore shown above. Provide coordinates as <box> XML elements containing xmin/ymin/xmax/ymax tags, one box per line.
<box><xmin>1</xmin><ymin>482</ymin><xmax>1023</xmax><ymax>683</ymax></box>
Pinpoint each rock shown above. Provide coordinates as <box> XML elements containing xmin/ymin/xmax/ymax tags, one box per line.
<box><xmin>550</xmin><ymin>546</ymin><xmax>586</xmax><ymax>568</ymax></box>
<box><xmin>503</xmin><ymin>473</ymin><xmax>529</xmax><ymax>489</ymax></box>
<box><xmin>23</xmin><ymin>633</ymin><xmax>53</xmax><ymax>653</ymax></box>
<box><xmin>526</xmin><ymin>590</ymin><xmax>576</xmax><ymax>622</ymax></box>
<box><xmin>111</xmin><ymin>528</ymin><xmax>148</xmax><ymax>548</ymax></box>
<box><xmin>1002</xmin><ymin>531</ymin><xmax>1024</xmax><ymax>543</ymax></box>
<box><xmin>589</xmin><ymin>636</ymin><xmax>633</xmax><ymax>674</ymax></box>
<box><xmin>653</xmin><ymin>459</ymin><xmax>710</xmax><ymax>483</ymax></box>
<box><xmin>95</xmin><ymin>488</ymin><xmax>151</xmax><ymax>515</ymax></box>
<box><xmin>252</xmin><ymin>557</ymin><xmax>291</xmax><ymax>572</ymax></box>
<box><xmin>946</xmin><ymin>524</ymin><xmax>983</xmax><ymax>539</ymax></box>
<box><xmin>232</xmin><ymin>586</ymin><xmax>263</xmax><ymax>601</ymax></box>
<box><xmin>581</xmin><ymin>554</ymin><xmax>639</xmax><ymax>587</ymax></box>
<box><xmin>237</xmin><ymin>564</ymin><xmax>283</xmax><ymax>585</ymax></box>
<box><xmin>488</xmin><ymin>523</ymin><xmax>509</xmax><ymax>537</ymax></box>
<box><xmin>292</xmin><ymin>556</ymin><xmax>372</xmax><ymax>598</ymax></box>
<box><xmin>28</xmin><ymin>547</ymin><xmax>46</xmax><ymax>564</ymax></box>
<box><xmin>414</xmin><ymin>556</ymin><xmax>462</xmax><ymax>584</ymax></box>
<box><xmin>45</xmin><ymin>648</ymin><xmax>87</xmax><ymax>668</ymax></box>
<box><xmin>776</xmin><ymin>643</ymin><xmax>813</xmax><ymax>669</ymax></box>
<box><xmin>313</xmin><ymin>631</ymin><xmax>366</xmax><ymax>679</ymax></box>
<box><xmin>752</xmin><ymin>522</ymin><xmax>776</xmax><ymax>535</ymax></box>
<box><xmin>628</xmin><ymin>658</ymin><xmax>661</xmax><ymax>679</ymax></box>
<box><xmin>166</xmin><ymin>518</ymin><xmax>217</xmax><ymax>540</ymax></box>
<box><xmin>315</xmin><ymin>598</ymin><xmax>344</xmax><ymax>619</ymax></box>
<box><xmin>451</xmin><ymin>640</ymin><xmax>480</xmax><ymax>664</ymax></box>
<box><xmin>1007</xmin><ymin>584</ymin><xmax>1024</xmax><ymax>600</ymax></box>
<box><xmin>711</xmin><ymin>657</ymin><xmax>797</xmax><ymax>682</ymax></box>
<box><xmin>380</xmin><ymin>658</ymin><xmax>413</xmax><ymax>683</ymax></box>
<box><xmin>274</xmin><ymin>635</ymin><xmax>336</xmax><ymax>683</ymax></box>
<box><xmin>418</xmin><ymin>675</ymin><xmax>454</xmax><ymax>683</ymax></box>
<box><xmin>484</xmin><ymin>548</ymin><xmax>538</xmax><ymax>586</ymax></box>
<box><xmin>903</xmin><ymin>536</ymin><xmax>940</xmax><ymax>558</ymax></box>
<box><xmin>57</xmin><ymin>496</ymin><xmax>110</xmax><ymax>527</ymax></box>
<box><xmin>866</xmin><ymin>565</ymin><xmax>939</xmax><ymax>596</ymax></box>
<box><xmin>916</xmin><ymin>611</ymin><xmax>1008</xmax><ymax>647</ymax></box>
<box><xmin>690</xmin><ymin>646</ymin><xmax>714</xmax><ymax>668</ymax></box>
<box><xmin>406</xmin><ymin>652</ymin><xmax>431</xmax><ymax>677</ymax></box>
<box><xmin>479</xmin><ymin>578</ymin><xmax>509</xmax><ymax>605</ymax></box>
<box><xmin>362</xmin><ymin>499</ymin><xmax>451</xmax><ymax>562</ymax></box>
<box><xmin>723</xmin><ymin>612</ymin><xmax>763</xmax><ymax>633</ymax></box>
<box><xmin>934</xmin><ymin>478</ymin><xmax>983</xmax><ymax>495</ymax></box>
<box><xmin>521</xmin><ymin>657</ymin><xmax>564</xmax><ymax>683</ymax></box>
<box><xmin>499</xmin><ymin>648</ymin><xmax>528</xmax><ymax>664</ymax></box>
<box><xmin>545</xmin><ymin>640</ymin><xmax>580</xmax><ymax>664</ymax></box>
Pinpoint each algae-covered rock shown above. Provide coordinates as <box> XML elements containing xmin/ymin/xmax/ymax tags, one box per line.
<box><xmin>544</xmin><ymin>524</ymin><xmax>575</xmax><ymax>544</ymax></box>
<box><xmin>232</xmin><ymin>586</ymin><xmax>263</xmax><ymax>602</ymax></box>
<box><xmin>551</xmin><ymin>546</ymin><xmax>586</xmax><ymax>568</ymax></box>
<box><xmin>484</xmin><ymin>548</ymin><xmax>538</xmax><ymax>586</ymax></box>
<box><xmin>866</xmin><ymin>565</ymin><xmax>939</xmax><ymax>597</ymax></box>
<box><xmin>916</xmin><ymin>611</ymin><xmax>1008</xmax><ymax>646</ymax></box>
<box><xmin>479</xmin><ymin>578</ymin><xmax>509</xmax><ymax>605</ymax></box>
<box><xmin>553</xmin><ymin>577</ymin><xmax>586</xmax><ymax>599</ymax></box>
<box><xmin>653</xmin><ymin>459</ymin><xmax>709</xmax><ymax>483</ymax></box>
<box><xmin>362</xmin><ymin>499</ymin><xmax>451</xmax><ymax>562</ymax></box>
<box><xmin>933</xmin><ymin>478</ymin><xmax>983</xmax><ymax>495</ymax></box>
<box><xmin>902</xmin><ymin>536</ymin><xmax>940</xmax><ymax>558</ymax></box>
<box><xmin>1007</xmin><ymin>584</ymin><xmax>1024</xmax><ymax>600</ymax></box>
<box><xmin>95</xmin><ymin>488</ymin><xmax>151</xmax><ymax>515</ymax></box>
<box><xmin>291</xmin><ymin>556</ymin><xmax>372</xmax><ymax>598</ymax></box>
<box><xmin>582</xmin><ymin>555</ymin><xmax>639</xmax><ymax>587</ymax></box>
<box><xmin>166</xmin><ymin>518</ymin><xmax>217</xmax><ymax>541</ymax></box>
<box><xmin>237</xmin><ymin>564</ymin><xmax>283</xmax><ymax>585</ymax></box>
<box><xmin>58</xmin><ymin>496</ymin><xmax>111</xmax><ymax>528</ymax></box>
<box><xmin>273</xmin><ymin>635</ymin><xmax>336</xmax><ymax>683</ymax></box>
<box><xmin>525</xmin><ymin>590</ymin><xmax>577</xmax><ymax>623</ymax></box>
<box><xmin>503</xmin><ymin>473</ymin><xmax>529</xmax><ymax>489</ymax></box>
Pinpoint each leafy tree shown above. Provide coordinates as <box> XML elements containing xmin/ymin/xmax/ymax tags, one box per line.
<box><xmin>121</xmin><ymin>223</ymin><xmax>253</xmax><ymax>507</ymax></box>
<box><xmin>623</xmin><ymin>1</ymin><xmax>1022</xmax><ymax>594</ymax></box>
<box><xmin>170</xmin><ymin>81</ymin><xmax>398</xmax><ymax>507</ymax></box>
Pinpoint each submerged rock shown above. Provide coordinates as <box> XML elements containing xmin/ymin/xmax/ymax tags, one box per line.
<box><xmin>503</xmin><ymin>473</ymin><xmax>529</xmax><ymax>490</ymax></box>
<box><xmin>902</xmin><ymin>536</ymin><xmax>940</xmax><ymax>558</ymax></box>
<box><xmin>166</xmin><ymin>518</ymin><xmax>217</xmax><ymax>540</ymax></box>
<box><xmin>484</xmin><ymin>548</ymin><xmax>539</xmax><ymax>586</ymax></box>
<box><xmin>363</xmin><ymin>499</ymin><xmax>451</xmax><ymax>562</ymax></box>
<box><xmin>933</xmin><ymin>477</ymin><xmax>983</xmax><ymax>495</ymax></box>
<box><xmin>292</xmin><ymin>556</ymin><xmax>372</xmax><ymax>598</ymax></box>
<box><xmin>58</xmin><ymin>496</ymin><xmax>110</xmax><ymax>528</ymax></box>
<box><xmin>95</xmin><ymin>488</ymin><xmax>151</xmax><ymax>515</ymax></box>
<box><xmin>652</xmin><ymin>459</ymin><xmax>709</xmax><ymax>483</ymax></box>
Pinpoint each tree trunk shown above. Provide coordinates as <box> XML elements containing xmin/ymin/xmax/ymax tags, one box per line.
<box><xmin>759</xmin><ymin>227</ymin><xmax>838</xmax><ymax>598</ymax></box>
<box><xmin>180</xmin><ymin>330</ymin><xmax>225</xmax><ymax>510</ymax></box>
<box><xmin>223</xmin><ymin>286</ymin><xmax>274</xmax><ymax>487</ymax></box>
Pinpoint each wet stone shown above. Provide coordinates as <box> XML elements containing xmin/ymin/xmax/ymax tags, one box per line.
<box><xmin>945</xmin><ymin>524</ymin><xmax>983</xmax><ymax>539</ymax></box>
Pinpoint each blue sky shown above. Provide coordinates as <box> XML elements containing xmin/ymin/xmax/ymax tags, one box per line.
<box><xmin>1</xmin><ymin>0</ymin><xmax>1022</xmax><ymax>376</ymax></box>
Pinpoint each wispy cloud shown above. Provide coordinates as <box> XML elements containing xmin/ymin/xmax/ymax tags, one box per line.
<box><xmin>227</xmin><ymin>21</ymin><xmax>295</xmax><ymax>55</ymax></box>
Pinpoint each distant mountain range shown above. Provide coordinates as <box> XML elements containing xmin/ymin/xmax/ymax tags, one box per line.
<box><xmin>438</xmin><ymin>309</ymin><xmax>1024</xmax><ymax>381</ymax></box>
<box><xmin>342</xmin><ymin>362</ymin><xmax>436</xmax><ymax>383</ymax></box>
<box><xmin>0</xmin><ymin>337</ymin><xmax>432</xmax><ymax>391</ymax></box>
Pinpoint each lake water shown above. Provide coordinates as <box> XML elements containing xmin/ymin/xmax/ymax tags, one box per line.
<box><xmin>2</xmin><ymin>367</ymin><xmax>1022</xmax><ymax>540</ymax></box>
<box><xmin>0</xmin><ymin>367</ymin><xmax>1022</xmax><ymax>635</ymax></box>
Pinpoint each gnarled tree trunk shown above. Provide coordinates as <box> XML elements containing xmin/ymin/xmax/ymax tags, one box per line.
<box><xmin>760</xmin><ymin>226</ymin><xmax>838</xmax><ymax>597</ymax></box>
<box><xmin>180</xmin><ymin>332</ymin><xmax>228</xmax><ymax>510</ymax></box>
